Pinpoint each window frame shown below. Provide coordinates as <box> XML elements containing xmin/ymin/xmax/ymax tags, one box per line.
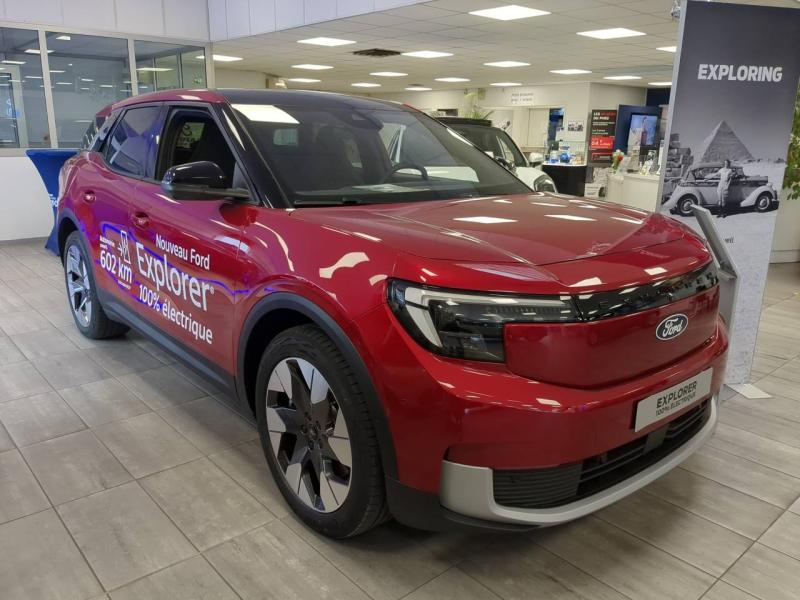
<box><xmin>154</xmin><ymin>102</ymin><xmax>259</xmax><ymax>204</ymax></box>
<box><xmin>0</xmin><ymin>21</ymin><xmax>213</xmax><ymax>153</ymax></box>
<box><xmin>101</xmin><ymin>103</ymin><xmax>166</xmax><ymax>181</ymax></box>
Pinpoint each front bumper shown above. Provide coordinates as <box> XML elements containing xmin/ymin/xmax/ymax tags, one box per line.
<box><xmin>439</xmin><ymin>396</ymin><xmax>717</xmax><ymax>526</ymax></box>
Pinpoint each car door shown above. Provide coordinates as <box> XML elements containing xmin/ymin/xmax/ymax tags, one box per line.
<box><xmin>129</xmin><ymin>104</ymin><xmax>251</xmax><ymax>383</ymax></box>
<box><xmin>82</xmin><ymin>104</ymin><xmax>164</xmax><ymax>309</ymax></box>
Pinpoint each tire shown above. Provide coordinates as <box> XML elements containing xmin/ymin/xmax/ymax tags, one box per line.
<box><xmin>63</xmin><ymin>231</ymin><xmax>129</xmax><ymax>339</ymax></box>
<box><xmin>754</xmin><ymin>192</ymin><xmax>773</xmax><ymax>213</ymax></box>
<box><xmin>255</xmin><ymin>324</ymin><xmax>389</xmax><ymax>538</ymax></box>
<box><xmin>676</xmin><ymin>196</ymin><xmax>698</xmax><ymax>217</ymax></box>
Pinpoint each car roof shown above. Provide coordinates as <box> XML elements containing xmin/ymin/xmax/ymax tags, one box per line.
<box><xmin>111</xmin><ymin>88</ymin><xmax>406</xmax><ymax>113</ymax></box>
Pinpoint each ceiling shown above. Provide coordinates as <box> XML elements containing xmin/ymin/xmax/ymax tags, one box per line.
<box><xmin>211</xmin><ymin>0</ymin><xmax>799</xmax><ymax>94</ymax></box>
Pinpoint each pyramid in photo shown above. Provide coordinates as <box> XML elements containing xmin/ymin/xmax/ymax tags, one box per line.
<box><xmin>695</xmin><ymin>120</ymin><xmax>754</xmax><ymax>163</ymax></box>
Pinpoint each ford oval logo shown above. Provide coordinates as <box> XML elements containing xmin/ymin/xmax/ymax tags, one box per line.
<box><xmin>656</xmin><ymin>314</ymin><xmax>688</xmax><ymax>340</ymax></box>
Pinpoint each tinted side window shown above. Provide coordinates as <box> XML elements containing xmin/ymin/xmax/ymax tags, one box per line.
<box><xmin>105</xmin><ymin>106</ymin><xmax>162</xmax><ymax>177</ymax></box>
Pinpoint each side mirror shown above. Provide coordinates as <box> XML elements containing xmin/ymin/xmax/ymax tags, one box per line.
<box><xmin>528</xmin><ymin>152</ymin><xmax>544</xmax><ymax>167</ymax></box>
<box><xmin>493</xmin><ymin>156</ymin><xmax>516</xmax><ymax>172</ymax></box>
<box><xmin>161</xmin><ymin>161</ymin><xmax>250</xmax><ymax>201</ymax></box>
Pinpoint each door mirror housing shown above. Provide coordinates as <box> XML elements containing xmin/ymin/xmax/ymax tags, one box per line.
<box><xmin>161</xmin><ymin>161</ymin><xmax>250</xmax><ymax>201</ymax></box>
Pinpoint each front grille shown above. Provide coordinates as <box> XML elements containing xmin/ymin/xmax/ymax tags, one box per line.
<box><xmin>493</xmin><ymin>399</ymin><xmax>711</xmax><ymax>509</ymax></box>
<box><xmin>573</xmin><ymin>262</ymin><xmax>719</xmax><ymax>321</ymax></box>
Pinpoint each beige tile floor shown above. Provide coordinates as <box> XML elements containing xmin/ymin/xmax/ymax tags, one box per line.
<box><xmin>0</xmin><ymin>237</ymin><xmax>799</xmax><ymax>600</ymax></box>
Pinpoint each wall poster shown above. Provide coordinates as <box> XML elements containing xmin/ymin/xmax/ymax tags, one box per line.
<box><xmin>658</xmin><ymin>0</ymin><xmax>800</xmax><ymax>383</ymax></box>
<box><xmin>589</xmin><ymin>109</ymin><xmax>617</xmax><ymax>166</ymax></box>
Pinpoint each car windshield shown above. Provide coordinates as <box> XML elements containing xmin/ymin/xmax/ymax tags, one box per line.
<box><xmin>230</xmin><ymin>102</ymin><xmax>530</xmax><ymax>206</ymax></box>
<box><xmin>447</xmin><ymin>123</ymin><xmax>527</xmax><ymax>168</ymax></box>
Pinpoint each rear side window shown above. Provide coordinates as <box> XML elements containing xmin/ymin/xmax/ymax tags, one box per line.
<box><xmin>105</xmin><ymin>106</ymin><xmax>162</xmax><ymax>178</ymax></box>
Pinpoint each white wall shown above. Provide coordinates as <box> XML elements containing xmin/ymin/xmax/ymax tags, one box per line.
<box><xmin>208</xmin><ymin>0</ymin><xmax>428</xmax><ymax>41</ymax></box>
<box><xmin>0</xmin><ymin>158</ymin><xmax>54</xmax><ymax>241</ymax></box>
<box><xmin>771</xmin><ymin>192</ymin><xmax>800</xmax><ymax>263</ymax></box>
<box><xmin>0</xmin><ymin>0</ymin><xmax>209</xmax><ymax>40</ymax></box>
<box><xmin>588</xmin><ymin>83</ymin><xmax>647</xmax><ymax>111</ymax></box>
<box><xmin>215</xmin><ymin>67</ymin><xmax>268</xmax><ymax>88</ymax></box>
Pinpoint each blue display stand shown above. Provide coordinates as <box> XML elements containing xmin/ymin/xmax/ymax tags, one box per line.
<box><xmin>26</xmin><ymin>149</ymin><xmax>78</xmax><ymax>255</ymax></box>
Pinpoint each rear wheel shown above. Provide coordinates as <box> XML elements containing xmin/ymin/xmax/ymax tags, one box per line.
<box><xmin>255</xmin><ymin>324</ymin><xmax>388</xmax><ymax>537</ymax></box>
<box><xmin>754</xmin><ymin>192</ymin><xmax>773</xmax><ymax>213</ymax></box>
<box><xmin>63</xmin><ymin>231</ymin><xmax>129</xmax><ymax>339</ymax></box>
<box><xmin>676</xmin><ymin>195</ymin><xmax>698</xmax><ymax>217</ymax></box>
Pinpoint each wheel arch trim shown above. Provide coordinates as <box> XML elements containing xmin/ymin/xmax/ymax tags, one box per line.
<box><xmin>237</xmin><ymin>292</ymin><xmax>398</xmax><ymax>480</ymax></box>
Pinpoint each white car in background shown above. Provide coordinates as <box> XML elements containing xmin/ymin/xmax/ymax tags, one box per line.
<box><xmin>437</xmin><ymin>117</ymin><xmax>557</xmax><ymax>193</ymax></box>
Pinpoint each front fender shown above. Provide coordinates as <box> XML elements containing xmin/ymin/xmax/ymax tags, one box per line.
<box><xmin>740</xmin><ymin>185</ymin><xmax>775</xmax><ymax>207</ymax></box>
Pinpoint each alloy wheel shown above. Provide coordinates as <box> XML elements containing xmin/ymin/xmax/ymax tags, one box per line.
<box><xmin>265</xmin><ymin>357</ymin><xmax>352</xmax><ymax>513</ymax></box>
<box><xmin>65</xmin><ymin>244</ymin><xmax>92</xmax><ymax>327</ymax></box>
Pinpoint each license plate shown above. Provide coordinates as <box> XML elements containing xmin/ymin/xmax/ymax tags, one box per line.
<box><xmin>634</xmin><ymin>369</ymin><xmax>713</xmax><ymax>432</ymax></box>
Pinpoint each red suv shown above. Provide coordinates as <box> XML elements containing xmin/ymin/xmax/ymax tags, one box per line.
<box><xmin>57</xmin><ymin>89</ymin><xmax>727</xmax><ymax>538</ymax></box>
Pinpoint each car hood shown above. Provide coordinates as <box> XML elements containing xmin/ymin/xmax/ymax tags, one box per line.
<box><xmin>290</xmin><ymin>193</ymin><xmax>687</xmax><ymax>266</ymax></box>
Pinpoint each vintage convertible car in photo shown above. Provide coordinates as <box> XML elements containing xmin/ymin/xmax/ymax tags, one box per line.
<box><xmin>663</xmin><ymin>162</ymin><xmax>778</xmax><ymax>216</ymax></box>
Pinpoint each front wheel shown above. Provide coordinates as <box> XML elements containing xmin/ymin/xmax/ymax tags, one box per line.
<box><xmin>255</xmin><ymin>324</ymin><xmax>389</xmax><ymax>537</ymax></box>
<box><xmin>63</xmin><ymin>231</ymin><xmax>129</xmax><ymax>339</ymax></box>
<box><xmin>754</xmin><ymin>192</ymin><xmax>774</xmax><ymax>213</ymax></box>
<box><xmin>676</xmin><ymin>195</ymin><xmax>698</xmax><ymax>217</ymax></box>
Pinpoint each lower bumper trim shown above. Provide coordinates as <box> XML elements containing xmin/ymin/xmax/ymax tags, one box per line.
<box><xmin>439</xmin><ymin>396</ymin><xmax>718</xmax><ymax>526</ymax></box>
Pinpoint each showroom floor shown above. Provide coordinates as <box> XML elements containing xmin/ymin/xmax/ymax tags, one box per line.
<box><xmin>0</xmin><ymin>239</ymin><xmax>799</xmax><ymax>600</ymax></box>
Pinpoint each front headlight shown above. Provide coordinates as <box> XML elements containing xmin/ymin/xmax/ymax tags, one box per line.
<box><xmin>387</xmin><ymin>280</ymin><xmax>579</xmax><ymax>362</ymax></box>
<box><xmin>533</xmin><ymin>174</ymin><xmax>557</xmax><ymax>193</ymax></box>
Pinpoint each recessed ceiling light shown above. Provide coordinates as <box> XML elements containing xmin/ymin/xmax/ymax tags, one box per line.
<box><xmin>491</xmin><ymin>82</ymin><xmax>522</xmax><ymax>86</ymax></box>
<box><xmin>469</xmin><ymin>5</ymin><xmax>550</xmax><ymax>21</ymax></box>
<box><xmin>402</xmin><ymin>50</ymin><xmax>453</xmax><ymax>59</ymax></box>
<box><xmin>2</xmin><ymin>60</ymin><xmax>25</xmax><ymax>65</ymax></box>
<box><xmin>100</xmin><ymin>84</ymin><xmax>114</xmax><ymax>88</ymax></box>
<box><xmin>370</xmin><ymin>71</ymin><xmax>407</xmax><ymax>77</ymax></box>
<box><xmin>136</xmin><ymin>67</ymin><xmax>172</xmax><ymax>72</ymax></box>
<box><xmin>55</xmin><ymin>82</ymin><xmax>71</xmax><ymax>85</ymax></box>
<box><xmin>80</xmin><ymin>78</ymin><xmax>94</xmax><ymax>82</ymax></box>
<box><xmin>435</xmin><ymin>77</ymin><xmax>470</xmax><ymax>83</ymax></box>
<box><xmin>550</xmin><ymin>69</ymin><xmax>592</xmax><ymax>75</ymax></box>
<box><xmin>406</xmin><ymin>85</ymin><xmax>432</xmax><ymax>91</ymax></box>
<box><xmin>351</xmin><ymin>82</ymin><xmax>381</xmax><ymax>87</ymax></box>
<box><xmin>25</xmin><ymin>75</ymin><xmax>42</xmax><ymax>79</ymax></box>
<box><xmin>292</xmin><ymin>64</ymin><xmax>333</xmax><ymax>70</ymax></box>
<box><xmin>49</xmin><ymin>70</ymin><xmax>65</xmax><ymax>73</ymax></box>
<box><xmin>603</xmin><ymin>75</ymin><xmax>642</xmax><ymax>80</ymax></box>
<box><xmin>657</xmin><ymin>46</ymin><xmax>677</xmax><ymax>53</ymax></box>
<box><xmin>648</xmin><ymin>81</ymin><xmax>672</xmax><ymax>86</ymax></box>
<box><xmin>484</xmin><ymin>60</ymin><xmax>529</xmax><ymax>68</ymax></box>
<box><xmin>55</xmin><ymin>35</ymin><xmax>71</xmax><ymax>41</ymax></box>
<box><xmin>288</xmin><ymin>78</ymin><xmax>321</xmax><ymax>83</ymax></box>
<box><xmin>578</xmin><ymin>28</ymin><xmax>646</xmax><ymax>40</ymax></box>
<box><xmin>299</xmin><ymin>37</ymin><xmax>356</xmax><ymax>47</ymax></box>
<box><xmin>24</xmin><ymin>49</ymin><xmax>52</xmax><ymax>54</ymax></box>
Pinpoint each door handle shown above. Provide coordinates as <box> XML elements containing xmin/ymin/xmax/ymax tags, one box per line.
<box><xmin>131</xmin><ymin>212</ymin><xmax>150</xmax><ymax>228</ymax></box>
<box><xmin>83</xmin><ymin>191</ymin><xmax>96</xmax><ymax>203</ymax></box>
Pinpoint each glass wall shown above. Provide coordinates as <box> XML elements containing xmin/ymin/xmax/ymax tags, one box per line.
<box><xmin>0</xmin><ymin>26</ymin><xmax>209</xmax><ymax>149</ymax></box>
<box><xmin>46</xmin><ymin>32</ymin><xmax>132</xmax><ymax>148</ymax></box>
<box><xmin>134</xmin><ymin>41</ymin><xmax>206</xmax><ymax>94</ymax></box>
<box><xmin>0</xmin><ymin>27</ymin><xmax>50</xmax><ymax>148</ymax></box>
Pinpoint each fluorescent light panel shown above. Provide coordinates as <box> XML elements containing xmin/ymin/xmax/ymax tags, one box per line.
<box><xmin>2</xmin><ymin>60</ymin><xmax>26</xmax><ymax>65</ymax></box>
<box><xmin>550</xmin><ymin>69</ymin><xmax>592</xmax><ymax>75</ymax></box>
<box><xmin>299</xmin><ymin>37</ymin><xmax>355</xmax><ymax>47</ymax></box>
<box><xmin>351</xmin><ymin>82</ymin><xmax>381</xmax><ymax>87</ymax></box>
<box><xmin>578</xmin><ymin>28</ymin><xmax>646</xmax><ymax>39</ymax></box>
<box><xmin>657</xmin><ymin>46</ymin><xmax>677</xmax><ymax>53</ymax></box>
<box><xmin>292</xmin><ymin>64</ymin><xmax>333</xmax><ymax>70</ymax></box>
<box><xmin>648</xmin><ymin>81</ymin><xmax>672</xmax><ymax>86</ymax></box>
<box><xmin>484</xmin><ymin>60</ymin><xmax>529</xmax><ymax>68</ymax></box>
<box><xmin>194</xmin><ymin>54</ymin><xmax>241</xmax><ymax>62</ymax></box>
<box><xmin>603</xmin><ymin>75</ymin><xmax>641</xmax><ymax>80</ymax></box>
<box><xmin>288</xmin><ymin>78</ymin><xmax>320</xmax><ymax>83</ymax></box>
<box><xmin>402</xmin><ymin>50</ymin><xmax>452</xmax><ymax>58</ymax></box>
<box><xmin>435</xmin><ymin>77</ymin><xmax>470</xmax><ymax>82</ymax></box>
<box><xmin>370</xmin><ymin>71</ymin><xmax>407</xmax><ymax>77</ymax></box>
<box><xmin>136</xmin><ymin>67</ymin><xmax>172</xmax><ymax>72</ymax></box>
<box><xmin>55</xmin><ymin>35</ymin><xmax>71</xmax><ymax>40</ymax></box>
<box><xmin>491</xmin><ymin>82</ymin><xmax>522</xmax><ymax>86</ymax></box>
<box><xmin>469</xmin><ymin>5</ymin><xmax>550</xmax><ymax>20</ymax></box>
<box><xmin>406</xmin><ymin>86</ymin><xmax>431</xmax><ymax>91</ymax></box>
